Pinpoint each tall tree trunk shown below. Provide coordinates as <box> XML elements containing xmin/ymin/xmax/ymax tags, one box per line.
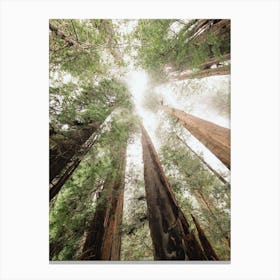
<box><xmin>193</xmin><ymin>190</ymin><xmax>231</xmax><ymax>249</ymax></box>
<box><xmin>191</xmin><ymin>214</ymin><xmax>219</xmax><ymax>260</ymax></box>
<box><xmin>80</xmin><ymin>145</ymin><xmax>127</xmax><ymax>260</ymax></box>
<box><xmin>49</xmin><ymin>121</ymin><xmax>99</xmax><ymax>183</ymax></box>
<box><xmin>141</xmin><ymin>125</ymin><xmax>207</xmax><ymax>260</ymax></box>
<box><xmin>160</xmin><ymin>105</ymin><xmax>230</xmax><ymax>169</ymax></box>
<box><xmin>176</xmin><ymin>135</ymin><xmax>228</xmax><ymax>186</ymax></box>
<box><xmin>49</xmin><ymin>124</ymin><xmax>101</xmax><ymax>201</ymax></box>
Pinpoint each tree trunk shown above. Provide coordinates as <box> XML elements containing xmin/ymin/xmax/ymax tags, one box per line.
<box><xmin>193</xmin><ymin>189</ymin><xmax>231</xmax><ymax>249</ymax></box>
<box><xmin>49</xmin><ymin>125</ymin><xmax>101</xmax><ymax>201</ymax></box>
<box><xmin>80</xmin><ymin>145</ymin><xmax>127</xmax><ymax>260</ymax></box>
<box><xmin>199</xmin><ymin>53</ymin><xmax>230</xmax><ymax>70</ymax></box>
<box><xmin>141</xmin><ymin>125</ymin><xmax>207</xmax><ymax>260</ymax></box>
<box><xmin>176</xmin><ymin>135</ymin><xmax>228</xmax><ymax>185</ymax></box>
<box><xmin>49</xmin><ymin>122</ymin><xmax>99</xmax><ymax>183</ymax></box>
<box><xmin>170</xmin><ymin>65</ymin><xmax>230</xmax><ymax>82</ymax></box>
<box><xmin>160</xmin><ymin>105</ymin><xmax>230</xmax><ymax>169</ymax></box>
<box><xmin>191</xmin><ymin>214</ymin><xmax>219</xmax><ymax>260</ymax></box>
<box><xmin>189</xmin><ymin>19</ymin><xmax>230</xmax><ymax>45</ymax></box>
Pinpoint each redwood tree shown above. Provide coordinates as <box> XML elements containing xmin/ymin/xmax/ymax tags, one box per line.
<box><xmin>141</xmin><ymin>125</ymin><xmax>207</xmax><ymax>260</ymax></box>
<box><xmin>191</xmin><ymin>214</ymin><xmax>219</xmax><ymax>260</ymax></box>
<box><xmin>160</xmin><ymin>104</ymin><xmax>230</xmax><ymax>169</ymax></box>
<box><xmin>80</xmin><ymin>144</ymin><xmax>127</xmax><ymax>260</ymax></box>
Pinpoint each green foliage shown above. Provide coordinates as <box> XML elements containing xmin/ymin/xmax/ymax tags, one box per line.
<box><xmin>158</xmin><ymin>129</ymin><xmax>230</xmax><ymax>260</ymax></box>
<box><xmin>49</xmin><ymin>109</ymin><xmax>138</xmax><ymax>260</ymax></box>
<box><xmin>49</xmin><ymin>19</ymin><xmax>230</xmax><ymax>261</ymax></box>
<box><xmin>120</xmin><ymin>157</ymin><xmax>153</xmax><ymax>260</ymax></box>
<box><xmin>131</xmin><ymin>19</ymin><xmax>230</xmax><ymax>84</ymax></box>
<box><xmin>49</xmin><ymin>19</ymin><xmax>124</xmax><ymax>79</ymax></box>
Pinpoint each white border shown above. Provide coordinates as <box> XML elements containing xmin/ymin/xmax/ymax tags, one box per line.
<box><xmin>1</xmin><ymin>1</ymin><xmax>279</xmax><ymax>279</ymax></box>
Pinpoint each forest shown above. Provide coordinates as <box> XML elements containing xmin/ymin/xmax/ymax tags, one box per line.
<box><xmin>49</xmin><ymin>19</ymin><xmax>231</xmax><ymax>261</ymax></box>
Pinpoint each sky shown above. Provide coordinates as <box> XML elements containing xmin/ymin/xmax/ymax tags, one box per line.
<box><xmin>116</xmin><ymin>19</ymin><xmax>230</xmax><ymax>183</ymax></box>
<box><xmin>124</xmin><ymin>69</ymin><xmax>230</xmax><ymax>181</ymax></box>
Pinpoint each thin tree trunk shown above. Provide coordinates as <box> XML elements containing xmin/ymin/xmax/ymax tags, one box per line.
<box><xmin>49</xmin><ymin>122</ymin><xmax>99</xmax><ymax>182</ymax></box>
<box><xmin>176</xmin><ymin>135</ymin><xmax>228</xmax><ymax>185</ymax></box>
<box><xmin>170</xmin><ymin>65</ymin><xmax>230</xmax><ymax>82</ymax></box>
<box><xmin>160</xmin><ymin>105</ymin><xmax>230</xmax><ymax>169</ymax></box>
<box><xmin>49</xmin><ymin>124</ymin><xmax>101</xmax><ymax>201</ymax></box>
<box><xmin>193</xmin><ymin>190</ymin><xmax>231</xmax><ymax>249</ymax></box>
<box><xmin>100</xmin><ymin>147</ymin><xmax>126</xmax><ymax>260</ymax></box>
<box><xmin>199</xmin><ymin>53</ymin><xmax>230</xmax><ymax>70</ymax></box>
<box><xmin>189</xmin><ymin>19</ymin><xmax>230</xmax><ymax>45</ymax></box>
<box><xmin>141</xmin><ymin>125</ymin><xmax>207</xmax><ymax>260</ymax></box>
<box><xmin>191</xmin><ymin>214</ymin><xmax>219</xmax><ymax>260</ymax></box>
<box><xmin>80</xmin><ymin>145</ymin><xmax>127</xmax><ymax>260</ymax></box>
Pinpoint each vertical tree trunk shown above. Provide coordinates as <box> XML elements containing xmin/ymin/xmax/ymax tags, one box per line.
<box><xmin>176</xmin><ymin>135</ymin><xmax>228</xmax><ymax>185</ymax></box>
<box><xmin>193</xmin><ymin>190</ymin><xmax>231</xmax><ymax>249</ymax></box>
<box><xmin>160</xmin><ymin>105</ymin><xmax>230</xmax><ymax>169</ymax></box>
<box><xmin>141</xmin><ymin>125</ymin><xmax>207</xmax><ymax>260</ymax></box>
<box><xmin>50</xmin><ymin>122</ymin><xmax>99</xmax><ymax>182</ymax></box>
<box><xmin>80</xmin><ymin>145</ymin><xmax>126</xmax><ymax>260</ymax></box>
<box><xmin>49</xmin><ymin>125</ymin><xmax>101</xmax><ymax>201</ymax></box>
<box><xmin>191</xmin><ymin>214</ymin><xmax>219</xmax><ymax>260</ymax></box>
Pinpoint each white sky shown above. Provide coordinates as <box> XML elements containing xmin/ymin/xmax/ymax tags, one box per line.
<box><xmin>124</xmin><ymin>69</ymin><xmax>230</xmax><ymax>180</ymax></box>
<box><xmin>117</xmin><ymin>19</ymin><xmax>230</xmax><ymax>181</ymax></box>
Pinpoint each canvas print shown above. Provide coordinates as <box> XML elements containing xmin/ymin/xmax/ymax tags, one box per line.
<box><xmin>49</xmin><ymin>19</ymin><xmax>230</xmax><ymax>261</ymax></box>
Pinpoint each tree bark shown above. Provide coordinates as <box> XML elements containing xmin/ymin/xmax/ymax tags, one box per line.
<box><xmin>176</xmin><ymin>135</ymin><xmax>228</xmax><ymax>185</ymax></box>
<box><xmin>49</xmin><ymin>124</ymin><xmax>101</xmax><ymax>201</ymax></box>
<box><xmin>49</xmin><ymin>122</ymin><xmax>99</xmax><ymax>183</ymax></box>
<box><xmin>160</xmin><ymin>105</ymin><xmax>230</xmax><ymax>169</ymax></box>
<box><xmin>141</xmin><ymin>125</ymin><xmax>207</xmax><ymax>260</ymax></box>
<box><xmin>188</xmin><ymin>19</ymin><xmax>230</xmax><ymax>45</ymax></box>
<box><xmin>80</xmin><ymin>145</ymin><xmax>127</xmax><ymax>260</ymax></box>
<box><xmin>191</xmin><ymin>214</ymin><xmax>219</xmax><ymax>260</ymax></box>
<box><xmin>193</xmin><ymin>189</ymin><xmax>231</xmax><ymax>249</ymax></box>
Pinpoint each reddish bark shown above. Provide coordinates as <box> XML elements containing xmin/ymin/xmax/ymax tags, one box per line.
<box><xmin>160</xmin><ymin>105</ymin><xmax>230</xmax><ymax>169</ymax></box>
<box><xmin>80</xmin><ymin>146</ymin><xmax>126</xmax><ymax>260</ymax></box>
<box><xmin>141</xmin><ymin>125</ymin><xmax>207</xmax><ymax>260</ymax></box>
<box><xmin>191</xmin><ymin>214</ymin><xmax>219</xmax><ymax>260</ymax></box>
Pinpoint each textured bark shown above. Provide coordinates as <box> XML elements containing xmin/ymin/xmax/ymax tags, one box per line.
<box><xmin>176</xmin><ymin>135</ymin><xmax>228</xmax><ymax>185</ymax></box>
<box><xmin>160</xmin><ymin>105</ymin><xmax>230</xmax><ymax>169</ymax></box>
<box><xmin>141</xmin><ymin>125</ymin><xmax>206</xmax><ymax>260</ymax></box>
<box><xmin>191</xmin><ymin>214</ymin><xmax>219</xmax><ymax>260</ymax></box>
<box><xmin>49</xmin><ymin>158</ymin><xmax>80</xmax><ymax>201</ymax></box>
<box><xmin>80</xmin><ymin>146</ymin><xmax>126</xmax><ymax>260</ymax></box>
<box><xmin>49</xmin><ymin>122</ymin><xmax>99</xmax><ymax>183</ymax></box>
<box><xmin>49</xmin><ymin>125</ymin><xmax>101</xmax><ymax>201</ymax></box>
